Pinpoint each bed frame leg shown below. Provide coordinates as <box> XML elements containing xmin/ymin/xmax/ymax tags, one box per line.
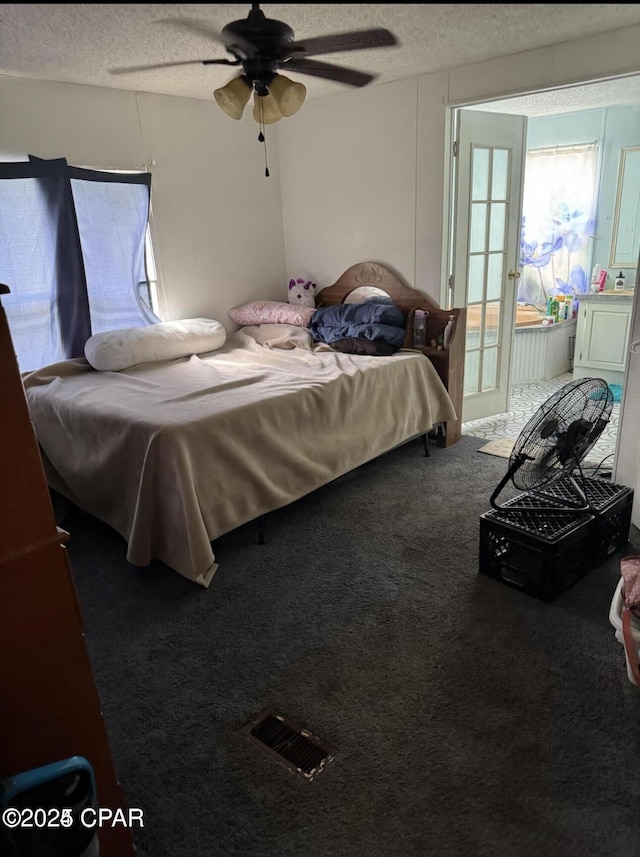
<box><xmin>422</xmin><ymin>433</ymin><xmax>430</xmax><ymax>457</ymax></box>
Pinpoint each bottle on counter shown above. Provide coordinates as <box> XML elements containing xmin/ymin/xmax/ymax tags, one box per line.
<box><xmin>571</xmin><ymin>288</ymin><xmax>580</xmax><ymax>318</ymax></box>
<box><xmin>443</xmin><ymin>314</ymin><xmax>456</xmax><ymax>348</ymax></box>
<box><xmin>546</xmin><ymin>295</ymin><xmax>559</xmax><ymax>322</ymax></box>
<box><xmin>615</xmin><ymin>271</ymin><xmax>626</xmax><ymax>291</ymax></box>
<box><xmin>413</xmin><ymin>309</ymin><xmax>427</xmax><ymax>347</ymax></box>
<box><xmin>564</xmin><ymin>295</ymin><xmax>573</xmax><ymax>320</ymax></box>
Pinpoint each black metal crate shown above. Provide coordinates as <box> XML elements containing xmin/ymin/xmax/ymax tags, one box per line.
<box><xmin>479</xmin><ymin>505</ymin><xmax>593</xmax><ymax>602</ymax></box>
<box><xmin>539</xmin><ymin>476</ymin><xmax>633</xmax><ymax>567</ymax></box>
<box><xmin>478</xmin><ymin>477</ymin><xmax>633</xmax><ymax>602</ymax></box>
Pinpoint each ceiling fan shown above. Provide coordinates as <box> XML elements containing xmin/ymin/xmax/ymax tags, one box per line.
<box><xmin>111</xmin><ymin>4</ymin><xmax>398</xmax><ymax>125</ymax></box>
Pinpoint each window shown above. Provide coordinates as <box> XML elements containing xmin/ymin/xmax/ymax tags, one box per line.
<box><xmin>95</xmin><ymin>167</ymin><xmax>161</xmax><ymax>318</ymax></box>
<box><xmin>144</xmin><ymin>223</ymin><xmax>160</xmax><ymax>315</ymax></box>
<box><xmin>0</xmin><ymin>156</ymin><xmax>160</xmax><ymax>371</ymax></box>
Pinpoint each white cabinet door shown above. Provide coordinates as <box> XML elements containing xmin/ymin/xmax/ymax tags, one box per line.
<box><xmin>573</xmin><ymin>299</ymin><xmax>632</xmax><ymax>382</ymax></box>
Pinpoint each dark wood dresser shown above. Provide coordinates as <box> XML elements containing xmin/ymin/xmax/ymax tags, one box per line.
<box><xmin>0</xmin><ymin>284</ymin><xmax>136</xmax><ymax>855</ymax></box>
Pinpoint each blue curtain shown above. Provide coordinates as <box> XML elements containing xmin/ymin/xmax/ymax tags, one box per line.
<box><xmin>0</xmin><ymin>156</ymin><xmax>159</xmax><ymax>372</ymax></box>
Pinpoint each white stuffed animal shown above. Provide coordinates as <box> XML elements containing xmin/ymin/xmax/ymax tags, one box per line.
<box><xmin>288</xmin><ymin>277</ymin><xmax>317</xmax><ymax>308</ymax></box>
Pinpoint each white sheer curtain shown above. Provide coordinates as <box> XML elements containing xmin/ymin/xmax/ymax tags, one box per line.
<box><xmin>0</xmin><ymin>157</ymin><xmax>160</xmax><ymax>372</ymax></box>
<box><xmin>518</xmin><ymin>143</ymin><xmax>598</xmax><ymax>309</ymax></box>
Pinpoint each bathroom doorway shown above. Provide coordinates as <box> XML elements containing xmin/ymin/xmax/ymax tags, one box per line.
<box><xmin>450</xmin><ymin>74</ymin><xmax>640</xmax><ymax>465</ymax></box>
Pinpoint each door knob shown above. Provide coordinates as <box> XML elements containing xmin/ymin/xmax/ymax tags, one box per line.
<box><xmin>508</xmin><ymin>269</ymin><xmax>521</xmax><ymax>280</ymax></box>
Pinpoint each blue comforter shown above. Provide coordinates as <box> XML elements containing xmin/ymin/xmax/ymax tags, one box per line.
<box><xmin>310</xmin><ymin>300</ymin><xmax>406</xmax><ymax>347</ymax></box>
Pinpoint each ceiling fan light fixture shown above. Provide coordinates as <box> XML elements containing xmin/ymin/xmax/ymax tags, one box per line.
<box><xmin>213</xmin><ymin>76</ymin><xmax>252</xmax><ymax>120</ymax></box>
<box><xmin>269</xmin><ymin>74</ymin><xmax>307</xmax><ymax>117</ymax></box>
<box><xmin>252</xmin><ymin>91</ymin><xmax>282</xmax><ymax>125</ymax></box>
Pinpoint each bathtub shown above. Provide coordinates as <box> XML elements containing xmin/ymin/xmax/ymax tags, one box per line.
<box><xmin>466</xmin><ymin>304</ymin><xmax>576</xmax><ymax>383</ymax></box>
<box><xmin>512</xmin><ymin>317</ymin><xmax>576</xmax><ymax>383</ymax></box>
<box><xmin>514</xmin><ymin>305</ymin><xmax>547</xmax><ymax>327</ymax></box>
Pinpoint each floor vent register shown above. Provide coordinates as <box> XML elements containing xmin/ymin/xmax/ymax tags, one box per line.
<box><xmin>244</xmin><ymin>708</ymin><xmax>334</xmax><ymax>781</ymax></box>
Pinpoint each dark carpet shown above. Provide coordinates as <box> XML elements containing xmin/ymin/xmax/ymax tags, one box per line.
<box><xmin>63</xmin><ymin>434</ymin><xmax>640</xmax><ymax>857</ymax></box>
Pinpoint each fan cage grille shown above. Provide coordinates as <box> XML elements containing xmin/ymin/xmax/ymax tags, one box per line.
<box><xmin>510</xmin><ymin>378</ymin><xmax>613</xmax><ymax>492</ymax></box>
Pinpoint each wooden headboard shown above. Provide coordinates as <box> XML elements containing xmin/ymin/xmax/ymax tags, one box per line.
<box><xmin>317</xmin><ymin>261</ymin><xmax>466</xmax><ymax>448</ymax></box>
<box><xmin>316</xmin><ymin>261</ymin><xmax>440</xmax><ymax>314</ymax></box>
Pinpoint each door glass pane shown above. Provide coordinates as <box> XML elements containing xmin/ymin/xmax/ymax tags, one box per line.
<box><xmin>468</xmin><ymin>255</ymin><xmax>485</xmax><ymax>303</ymax></box>
<box><xmin>472</xmin><ymin>147</ymin><xmax>489</xmax><ymax>200</ymax></box>
<box><xmin>482</xmin><ymin>346</ymin><xmax>498</xmax><ymax>390</ymax></box>
<box><xmin>464</xmin><ymin>348</ymin><xmax>480</xmax><ymax>393</ymax></box>
<box><xmin>489</xmin><ymin>203</ymin><xmax>506</xmax><ymax>251</ymax></box>
<box><xmin>491</xmin><ymin>149</ymin><xmax>509</xmax><ymax>199</ymax></box>
<box><xmin>470</xmin><ymin>203</ymin><xmax>487</xmax><ymax>253</ymax></box>
<box><xmin>466</xmin><ymin>309</ymin><xmax>481</xmax><ymax>349</ymax></box>
<box><xmin>486</xmin><ymin>253</ymin><xmax>504</xmax><ymax>301</ymax></box>
<box><xmin>484</xmin><ymin>301</ymin><xmax>500</xmax><ymax>346</ymax></box>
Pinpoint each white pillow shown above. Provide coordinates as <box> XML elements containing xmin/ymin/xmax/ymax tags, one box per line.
<box><xmin>236</xmin><ymin>323</ymin><xmax>314</xmax><ymax>350</ymax></box>
<box><xmin>343</xmin><ymin>286</ymin><xmax>391</xmax><ymax>304</ymax></box>
<box><xmin>85</xmin><ymin>318</ymin><xmax>227</xmax><ymax>371</ymax></box>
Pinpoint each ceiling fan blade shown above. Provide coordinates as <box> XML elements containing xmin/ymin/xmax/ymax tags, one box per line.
<box><xmin>284</xmin><ymin>58</ymin><xmax>376</xmax><ymax>88</ymax></box>
<box><xmin>110</xmin><ymin>58</ymin><xmax>239</xmax><ymax>75</ymax></box>
<box><xmin>289</xmin><ymin>28</ymin><xmax>397</xmax><ymax>58</ymax></box>
<box><xmin>202</xmin><ymin>59</ymin><xmax>243</xmax><ymax>67</ymax></box>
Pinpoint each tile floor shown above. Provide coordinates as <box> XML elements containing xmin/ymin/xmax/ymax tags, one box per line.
<box><xmin>462</xmin><ymin>372</ymin><xmax>619</xmax><ymax>472</ymax></box>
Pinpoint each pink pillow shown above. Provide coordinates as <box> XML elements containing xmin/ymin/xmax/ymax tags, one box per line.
<box><xmin>228</xmin><ymin>300</ymin><xmax>315</xmax><ymax>327</ymax></box>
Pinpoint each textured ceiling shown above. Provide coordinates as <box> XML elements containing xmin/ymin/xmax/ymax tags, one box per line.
<box><xmin>1</xmin><ymin>4</ymin><xmax>640</xmax><ymax>115</ymax></box>
<box><xmin>473</xmin><ymin>75</ymin><xmax>640</xmax><ymax>118</ymax></box>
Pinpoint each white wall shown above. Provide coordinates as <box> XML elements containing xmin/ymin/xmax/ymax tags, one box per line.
<box><xmin>0</xmin><ymin>76</ymin><xmax>288</xmax><ymax>325</ymax></box>
<box><xmin>277</xmin><ymin>78</ymin><xmax>423</xmax><ymax>292</ymax></box>
<box><xmin>277</xmin><ymin>70</ymin><xmax>452</xmax><ymax>301</ymax></box>
<box><xmin>616</xmin><ymin>287</ymin><xmax>640</xmax><ymax>526</ymax></box>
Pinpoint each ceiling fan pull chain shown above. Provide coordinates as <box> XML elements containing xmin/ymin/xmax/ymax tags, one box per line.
<box><xmin>256</xmin><ymin>97</ymin><xmax>270</xmax><ymax>177</ymax></box>
<box><xmin>257</xmin><ymin>95</ymin><xmax>264</xmax><ymax>142</ymax></box>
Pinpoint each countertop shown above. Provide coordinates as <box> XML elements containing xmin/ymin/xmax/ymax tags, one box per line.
<box><xmin>579</xmin><ymin>289</ymin><xmax>635</xmax><ymax>302</ymax></box>
<box><xmin>516</xmin><ymin>318</ymin><xmax>576</xmax><ymax>334</ymax></box>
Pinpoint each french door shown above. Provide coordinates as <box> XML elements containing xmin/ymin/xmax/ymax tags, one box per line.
<box><xmin>450</xmin><ymin>109</ymin><xmax>527</xmax><ymax>422</ymax></box>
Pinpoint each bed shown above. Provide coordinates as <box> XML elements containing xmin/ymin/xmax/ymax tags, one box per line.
<box><xmin>23</xmin><ymin>262</ymin><xmax>460</xmax><ymax>588</ymax></box>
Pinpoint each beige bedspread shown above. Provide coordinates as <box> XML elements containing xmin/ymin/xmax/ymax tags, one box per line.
<box><xmin>23</xmin><ymin>324</ymin><xmax>456</xmax><ymax>587</ymax></box>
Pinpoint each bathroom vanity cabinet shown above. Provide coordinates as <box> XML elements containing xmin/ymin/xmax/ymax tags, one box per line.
<box><xmin>573</xmin><ymin>291</ymin><xmax>634</xmax><ymax>386</ymax></box>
